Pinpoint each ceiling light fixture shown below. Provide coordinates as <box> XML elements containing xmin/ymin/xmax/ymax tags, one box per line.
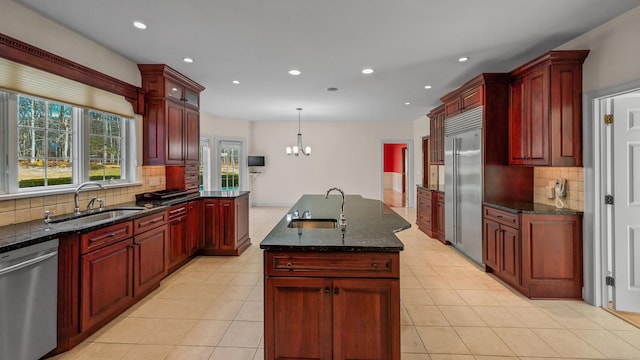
<box><xmin>133</xmin><ymin>21</ymin><xmax>147</xmax><ymax>30</ymax></box>
<box><xmin>326</xmin><ymin>87</ymin><xmax>338</xmax><ymax>92</ymax></box>
<box><xmin>362</xmin><ymin>68</ymin><xmax>375</xmax><ymax>75</ymax></box>
<box><xmin>404</xmin><ymin>102</ymin><xmax>411</xmax><ymax>105</ymax></box>
<box><xmin>286</xmin><ymin>108</ymin><xmax>311</xmax><ymax>157</ymax></box>
<box><xmin>288</xmin><ymin>69</ymin><xmax>301</xmax><ymax>76</ymax></box>
<box><xmin>458</xmin><ymin>56</ymin><xmax>469</xmax><ymax>62</ymax></box>
<box><xmin>424</xmin><ymin>85</ymin><xmax>432</xmax><ymax>89</ymax></box>
<box><xmin>232</xmin><ymin>80</ymin><xmax>240</xmax><ymax>84</ymax></box>
<box><xmin>183</xmin><ymin>57</ymin><xmax>194</xmax><ymax>63</ymax></box>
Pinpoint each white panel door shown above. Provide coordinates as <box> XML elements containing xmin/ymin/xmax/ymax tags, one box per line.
<box><xmin>613</xmin><ymin>95</ymin><xmax>640</xmax><ymax>312</ymax></box>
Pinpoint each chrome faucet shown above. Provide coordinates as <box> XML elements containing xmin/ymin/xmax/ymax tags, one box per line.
<box><xmin>74</xmin><ymin>182</ymin><xmax>106</xmax><ymax>215</ymax></box>
<box><xmin>325</xmin><ymin>187</ymin><xmax>346</xmax><ymax>230</ymax></box>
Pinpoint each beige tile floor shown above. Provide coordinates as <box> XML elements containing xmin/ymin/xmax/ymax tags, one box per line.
<box><xmin>52</xmin><ymin>206</ymin><xmax>640</xmax><ymax>360</ymax></box>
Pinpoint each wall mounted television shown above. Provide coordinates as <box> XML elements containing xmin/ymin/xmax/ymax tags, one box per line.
<box><xmin>248</xmin><ymin>155</ymin><xmax>265</xmax><ymax>167</ymax></box>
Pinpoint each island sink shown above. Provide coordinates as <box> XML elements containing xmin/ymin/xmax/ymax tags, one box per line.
<box><xmin>287</xmin><ymin>218</ymin><xmax>338</xmax><ymax>229</ymax></box>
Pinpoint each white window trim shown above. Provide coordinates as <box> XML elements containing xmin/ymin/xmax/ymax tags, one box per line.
<box><xmin>213</xmin><ymin>136</ymin><xmax>247</xmax><ymax>191</ymax></box>
<box><xmin>0</xmin><ymin>91</ymin><xmax>138</xmax><ymax>198</ymax></box>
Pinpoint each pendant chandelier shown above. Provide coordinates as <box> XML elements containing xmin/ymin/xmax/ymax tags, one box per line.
<box><xmin>286</xmin><ymin>107</ymin><xmax>311</xmax><ymax>156</ymax></box>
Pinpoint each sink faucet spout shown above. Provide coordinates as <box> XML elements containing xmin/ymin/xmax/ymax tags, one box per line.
<box><xmin>74</xmin><ymin>182</ymin><xmax>106</xmax><ymax>215</ymax></box>
<box><xmin>325</xmin><ymin>187</ymin><xmax>346</xmax><ymax>230</ymax></box>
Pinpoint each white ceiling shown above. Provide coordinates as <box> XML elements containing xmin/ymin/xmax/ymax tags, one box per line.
<box><xmin>14</xmin><ymin>0</ymin><xmax>640</xmax><ymax>123</ymax></box>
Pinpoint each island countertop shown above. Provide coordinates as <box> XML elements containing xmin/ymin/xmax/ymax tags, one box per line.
<box><xmin>259</xmin><ymin>194</ymin><xmax>409</xmax><ymax>252</ymax></box>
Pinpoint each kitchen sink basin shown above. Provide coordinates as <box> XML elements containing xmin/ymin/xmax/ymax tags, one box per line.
<box><xmin>287</xmin><ymin>218</ymin><xmax>338</xmax><ymax>229</ymax></box>
<box><xmin>48</xmin><ymin>207</ymin><xmax>146</xmax><ymax>226</ymax></box>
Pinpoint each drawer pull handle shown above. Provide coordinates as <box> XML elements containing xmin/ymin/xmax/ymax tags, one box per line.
<box><xmin>496</xmin><ymin>215</ymin><xmax>503</xmax><ymax>218</ymax></box>
<box><xmin>286</xmin><ymin>262</ymin><xmax>293</xmax><ymax>270</ymax></box>
<box><xmin>109</xmin><ymin>233</ymin><xmax>117</xmax><ymax>237</ymax></box>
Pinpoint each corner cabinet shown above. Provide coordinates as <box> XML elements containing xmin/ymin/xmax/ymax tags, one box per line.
<box><xmin>264</xmin><ymin>251</ymin><xmax>400</xmax><ymax>360</ymax></box>
<box><xmin>138</xmin><ymin>64</ymin><xmax>205</xmax><ymax>167</ymax></box>
<box><xmin>508</xmin><ymin>50</ymin><xmax>589</xmax><ymax>166</ymax></box>
<box><xmin>202</xmin><ymin>194</ymin><xmax>251</xmax><ymax>256</ymax></box>
<box><xmin>482</xmin><ymin>205</ymin><xmax>583</xmax><ymax>298</ymax></box>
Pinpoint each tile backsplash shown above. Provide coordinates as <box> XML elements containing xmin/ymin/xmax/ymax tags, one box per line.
<box><xmin>534</xmin><ymin>167</ymin><xmax>584</xmax><ymax>211</ymax></box>
<box><xmin>0</xmin><ymin>166</ymin><xmax>166</xmax><ymax>226</ymax></box>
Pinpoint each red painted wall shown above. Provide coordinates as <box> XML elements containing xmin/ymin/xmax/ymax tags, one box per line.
<box><xmin>384</xmin><ymin>144</ymin><xmax>406</xmax><ymax>173</ymax></box>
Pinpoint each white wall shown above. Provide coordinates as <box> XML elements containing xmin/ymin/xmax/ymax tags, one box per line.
<box><xmin>0</xmin><ymin>0</ymin><xmax>140</xmax><ymax>86</ymax></box>
<box><xmin>250</xmin><ymin>120</ymin><xmax>413</xmax><ymax>206</ymax></box>
<box><xmin>557</xmin><ymin>5</ymin><xmax>640</xmax><ymax>92</ymax></box>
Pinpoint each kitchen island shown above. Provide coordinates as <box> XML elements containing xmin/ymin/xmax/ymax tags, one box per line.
<box><xmin>260</xmin><ymin>194</ymin><xmax>409</xmax><ymax>360</ymax></box>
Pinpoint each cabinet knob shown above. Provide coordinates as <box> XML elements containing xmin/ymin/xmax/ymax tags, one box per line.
<box><xmin>324</xmin><ymin>288</ymin><xmax>330</xmax><ymax>294</ymax></box>
<box><xmin>286</xmin><ymin>262</ymin><xmax>293</xmax><ymax>270</ymax></box>
<box><xmin>372</xmin><ymin>263</ymin><xmax>378</xmax><ymax>269</ymax></box>
<box><xmin>334</xmin><ymin>287</ymin><xmax>339</xmax><ymax>295</ymax></box>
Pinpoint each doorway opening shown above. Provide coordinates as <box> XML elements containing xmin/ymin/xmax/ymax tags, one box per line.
<box><xmin>383</xmin><ymin>142</ymin><xmax>408</xmax><ymax>208</ymax></box>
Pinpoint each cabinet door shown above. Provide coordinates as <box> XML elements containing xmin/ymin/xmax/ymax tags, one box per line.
<box><xmin>202</xmin><ymin>200</ymin><xmax>219</xmax><ymax>250</ymax></box>
<box><xmin>57</xmin><ymin>234</ymin><xmax>80</xmax><ymax>343</ymax></box>
<box><xmin>509</xmin><ymin>76</ymin><xmax>527</xmax><ymax>165</ymax></box>
<box><xmin>81</xmin><ymin>239</ymin><xmax>133</xmax><ymax>331</ymax></box>
<box><xmin>187</xmin><ymin>201</ymin><xmax>203</xmax><ymax>255</ymax></box>
<box><xmin>435</xmin><ymin>193</ymin><xmax>445</xmax><ymax>241</ymax></box>
<box><xmin>235</xmin><ymin>195</ymin><xmax>250</xmax><ymax>248</ymax></box>
<box><xmin>134</xmin><ymin>224</ymin><xmax>168</xmax><ymax>296</ymax></box>
<box><xmin>166</xmin><ymin>99</ymin><xmax>185</xmax><ymax>165</ymax></box>
<box><xmin>525</xmin><ymin>66</ymin><xmax>550</xmax><ymax>165</ymax></box>
<box><xmin>168</xmin><ymin>216</ymin><xmax>188</xmax><ymax>269</ymax></box>
<box><xmin>332</xmin><ymin>278</ymin><xmax>400</xmax><ymax>360</ymax></box>
<box><xmin>483</xmin><ymin>218</ymin><xmax>500</xmax><ymax>270</ymax></box>
<box><xmin>500</xmin><ymin>225</ymin><xmax>521</xmax><ymax>286</ymax></box>
<box><xmin>218</xmin><ymin>199</ymin><xmax>236</xmax><ymax>251</ymax></box>
<box><xmin>184</xmin><ymin>108</ymin><xmax>200</xmax><ymax>164</ymax></box>
<box><xmin>265</xmin><ymin>277</ymin><xmax>332</xmax><ymax>360</ymax></box>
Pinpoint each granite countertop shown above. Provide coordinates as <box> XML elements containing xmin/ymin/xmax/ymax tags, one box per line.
<box><xmin>259</xmin><ymin>194</ymin><xmax>409</xmax><ymax>252</ymax></box>
<box><xmin>417</xmin><ymin>184</ymin><xmax>445</xmax><ymax>193</ymax></box>
<box><xmin>0</xmin><ymin>190</ymin><xmax>251</xmax><ymax>254</ymax></box>
<box><xmin>483</xmin><ymin>200</ymin><xmax>583</xmax><ymax>215</ymax></box>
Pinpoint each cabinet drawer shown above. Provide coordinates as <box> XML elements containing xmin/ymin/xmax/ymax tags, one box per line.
<box><xmin>134</xmin><ymin>211</ymin><xmax>167</xmax><ymax>235</ymax></box>
<box><xmin>483</xmin><ymin>206</ymin><xmax>520</xmax><ymax>228</ymax></box>
<box><xmin>167</xmin><ymin>204</ymin><xmax>188</xmax><ymax>222</ymax></box>
<box><xmin>81</xmin><ymin>221</ymin><xmax>133</xmax><ymax>254</ymax></box>
<box><xmin>265</xmin><ymin>252</ymin><xmax>399</xmax><ymax>279</ymax></box>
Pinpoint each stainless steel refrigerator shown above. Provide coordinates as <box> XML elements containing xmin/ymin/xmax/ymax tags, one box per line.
<box><xmin>444</xmin><ymin>108</ymin><xmax>483</xmax><ymax>264</ymax></box>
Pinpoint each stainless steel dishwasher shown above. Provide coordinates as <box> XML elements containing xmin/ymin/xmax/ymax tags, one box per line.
<box><xmin>0</xmin><ymin>239</ymin><xmax>59</xmax><ymax>360</ymax></box>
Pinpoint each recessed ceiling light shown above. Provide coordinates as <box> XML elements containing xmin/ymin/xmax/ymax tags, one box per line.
<box><xmin>183</xmin><ymin>57</ymin><xmax>194</xmax><ymax>63</ymax></box>
<box><xmin>458</xmin><ymin>56</ymin><xmax>469</xmax><ymax>62</ymax></box>
<box><xmin>404</xmin><ymin>102</ymin><xmax>411</xmax><ymax>105</ymax></box>
<box><xmin>362</xmin><ymin>68</ymin><xmax>375</xmax><ymax>75</ymax></box>
<box><xmin>133</xmin><ymin>21</ymin><xmax>147</xmax><ymax>30</ymax></box>
<box><xmin>288</xmin><ymin>69</ymin><xmax>301</xmax><ymax>76</ymax></box>
<box><xmin>326</xmin><ymin>87</ymin><xmax>338</xmax><ymax>92</ymax></box>
<box><xmin>232</xmin><ymin>80</ymin><xmax>240</xmax><ymax>84</ymax></box>
<box><xmin>424</xmin><ymin>85</ymin><xmax>432</xmax><ymax>89</ymax></box>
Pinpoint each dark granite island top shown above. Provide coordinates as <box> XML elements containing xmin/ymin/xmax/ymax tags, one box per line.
<box><xmin>483</xmin><ymin>200</ymin><xmax>583</xmax><ymax>215</ymax></box>
<box><xmin>260</xmin><ymin>194</ymin><xmax>408</xmax><ymax>252</ymax></box>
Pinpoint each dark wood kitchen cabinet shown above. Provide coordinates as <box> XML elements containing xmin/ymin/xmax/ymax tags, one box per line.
<box><xmin>428</xmin><ymin>104</ymin><xmax>445</xmax><ymax>165</ymax></box>
<box><xmin>264</xmin><ymin>252</ymin><xmax>400</xmax><ymax>360</ymax></box>
<box><xmin>139</xmin><ymin>64</ymin><xmax>205</xmax><ymax>167</ymax></box>
<box><xmin>508</xmin><ymin>50</ymin><xmax>589</xmax><ymax>166</ymax></box>
<box><xmin>167</xmin><ymin>202</ymin><xmax>189</xmax><ymax>272</ymax></box>
<box><xmin>483</xmin><ymin>207</ymin><xmax>521</xmax><ymax>287</ymax></box>
<box><xmin>133</xmin><ymin>211</ymin><xmax>169</xmax><ymax>297</ymax></box>
<box><xmin>416</xmin><ymin>187</ymin><xmax>446</xmax><ymax>244</ymax></box>
<box><xmin>483</xmin><ymin>205</ymin><xmax>582</xmax><ymax>298</ymax></box>
<box><xmin>187</xmin><ymin>200</ymin><xmax>203</xmax><ymax>255</ymax></box>
<box><xmin>442</xmin><ymin>84</ymin><xmax>483</xmax><ymax>118</ymax></box>
<box><xmin>202</xmin><ymin>194</ymin><xmax>250</xmax><ymax>256</ymax></box>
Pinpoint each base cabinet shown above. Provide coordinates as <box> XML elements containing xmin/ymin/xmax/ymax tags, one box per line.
<box><xmin>416</xmin><ymin>187</ymin><xmax>446</xmax><ymax>244</ymax></box>
<box><xmin>202</xmin><ymin>194</ymin><xmax>250</xmax><ymax>256</ymax></box>
<box><xmin>483</xmin><ymin>205</ymin><xmax>582</xmax><ymax>298</ymax></box>
<box><xmin>264</xmin><ymin>251</ymin><xmax>400</xmax><ymax>360</ymax></box>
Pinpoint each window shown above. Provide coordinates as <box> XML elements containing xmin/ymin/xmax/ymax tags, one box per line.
<box><xmin>212</xmin><ymin>137</ymin><xmax>246</xmax><ymax>191</ymax></box>
<box><xmin>17</xmin><ymin>96</ymin><xmax>74</xmax><ymax>187</ymax></box>
<box><xmin>88</xmin><ymin>110</ymin><xmax>126</xmax><ymax>182</ymax></box>
<box><xmin>0</xmin><ymin>90</ymin><xmax>136</xmax><ymax>195</ymax></box>
<box><xmin>199</xmin><ymin>137</ymin><xmax>211</xmax><ymax>191</ymax></box>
